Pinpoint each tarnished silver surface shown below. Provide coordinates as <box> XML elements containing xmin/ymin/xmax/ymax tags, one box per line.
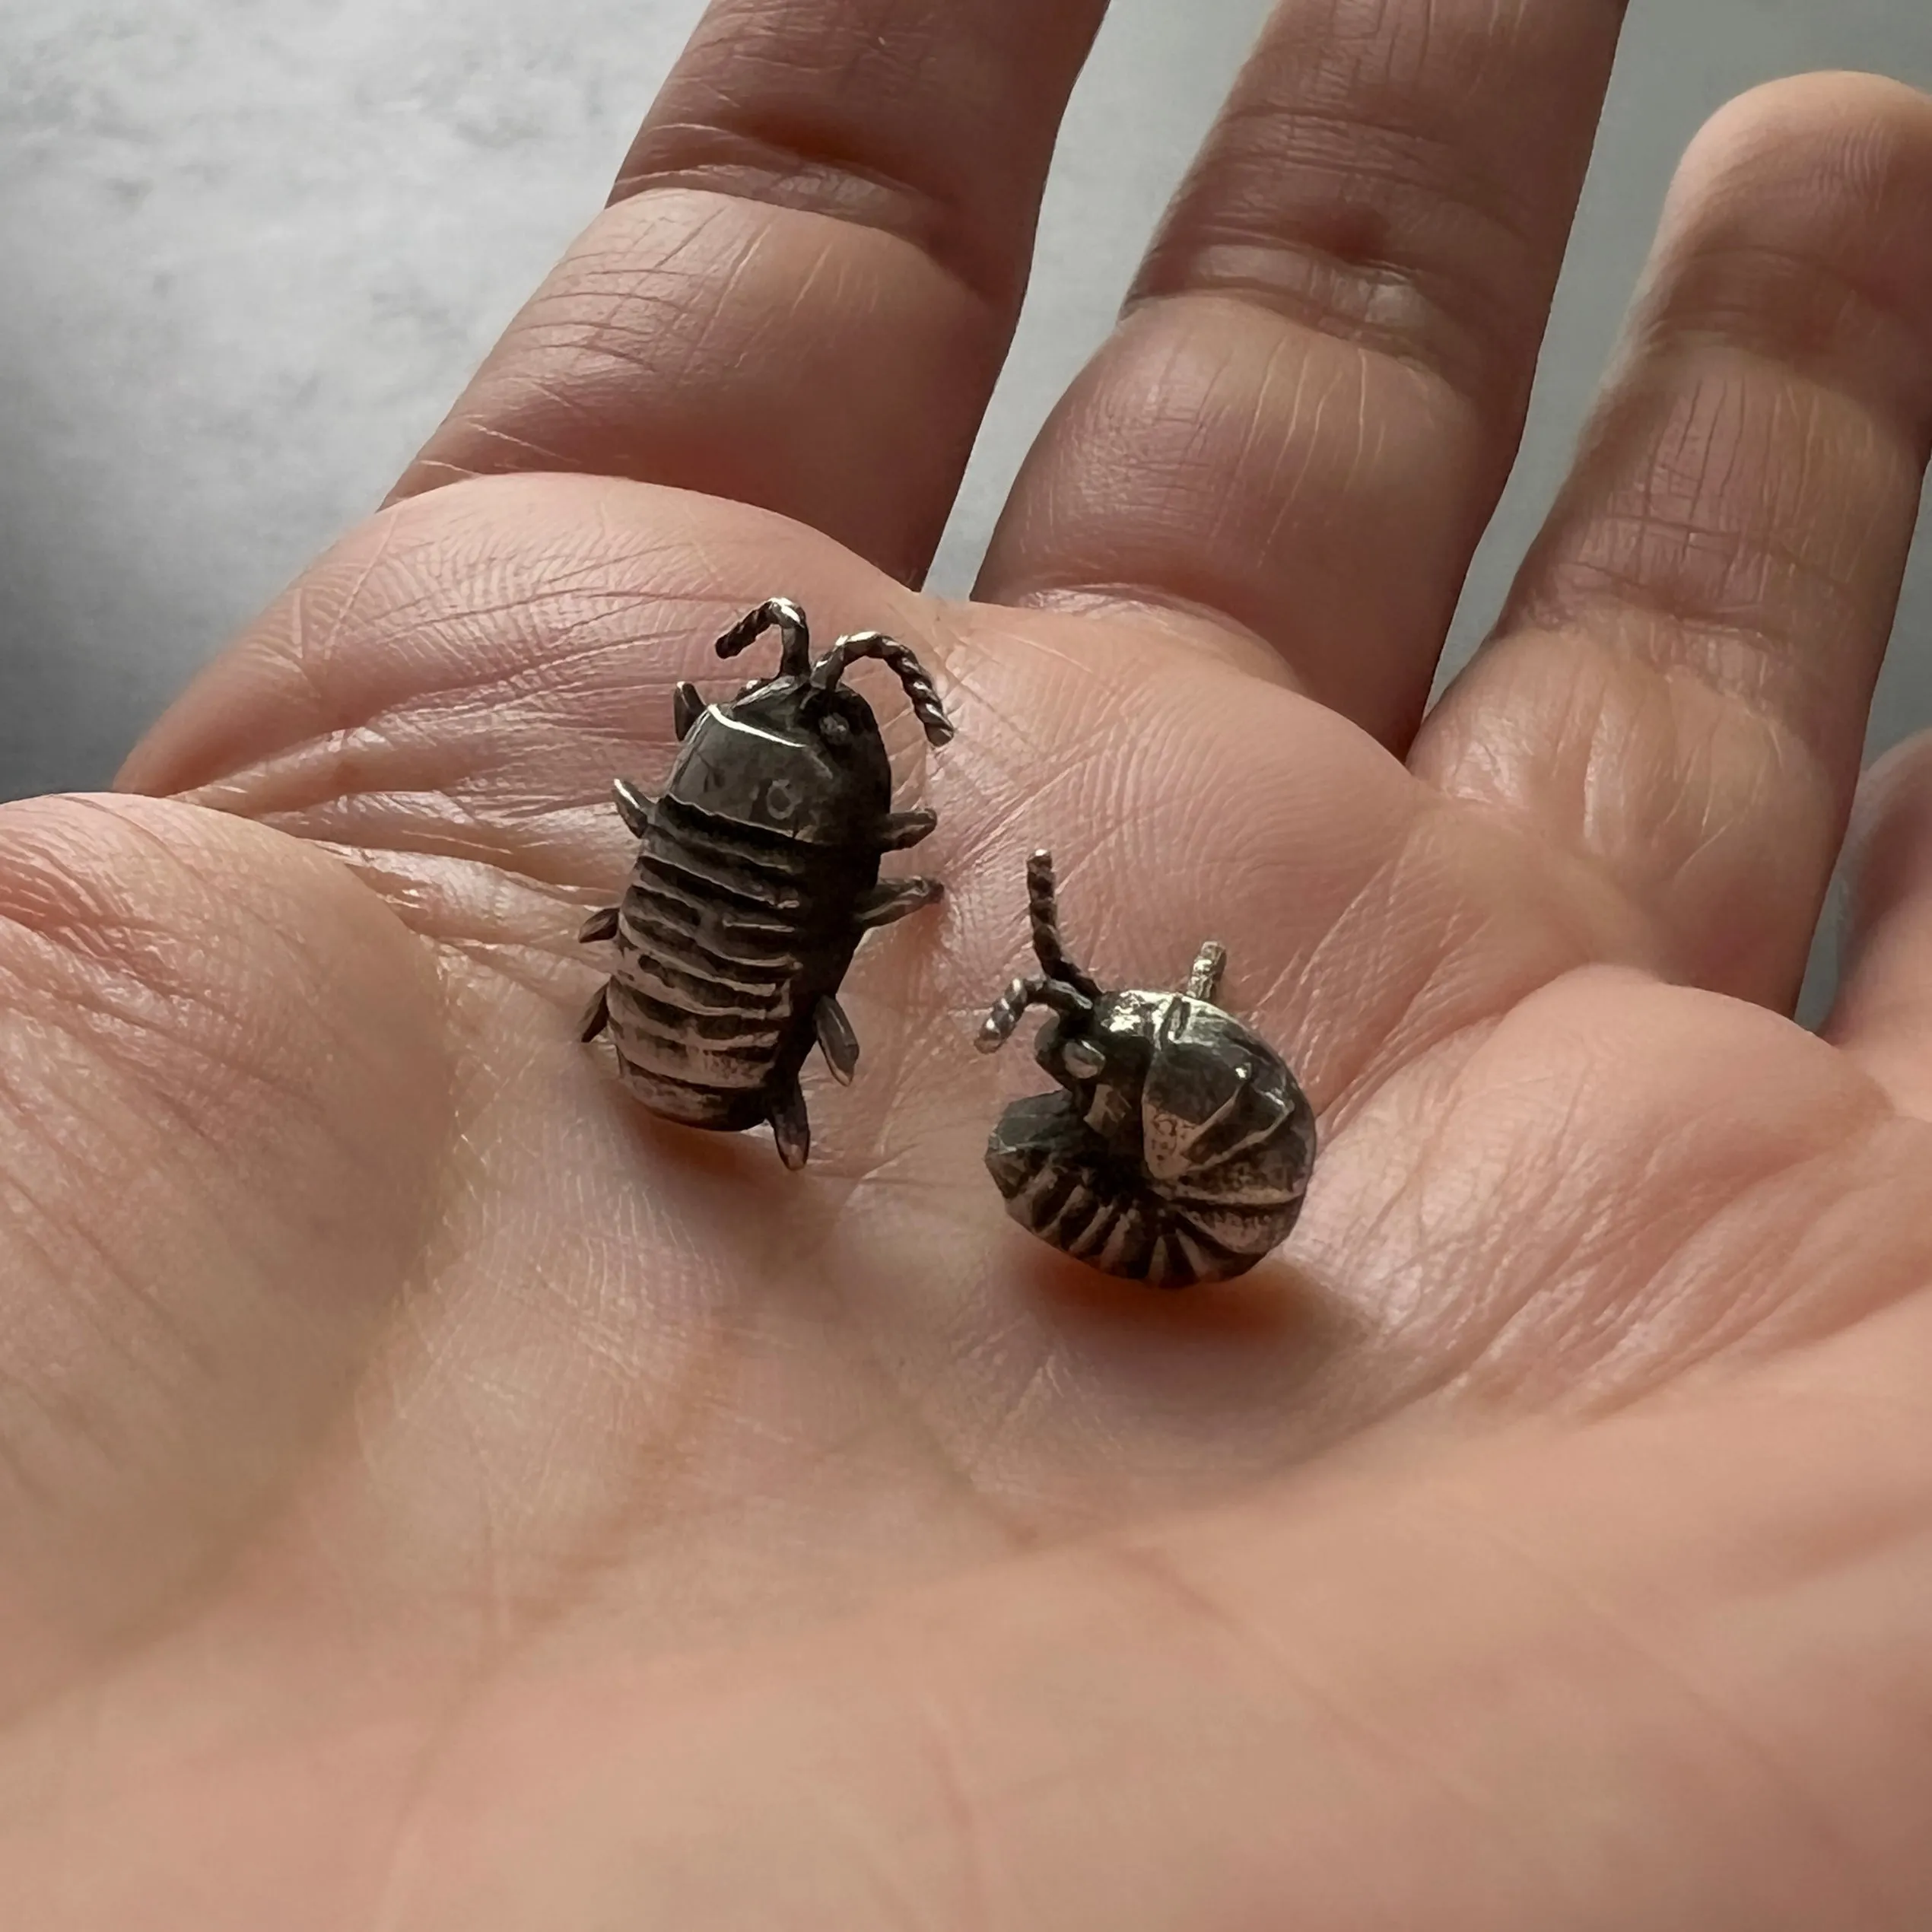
<box><xmin>581</xmin><ymin>599</ymin><xmax>952</xmax><ymax>1171</ymax></box>
<box><xmin>977</xmin><ymin>853</ymin><xmax>1314</xmax><ymax>1286</ymax></box>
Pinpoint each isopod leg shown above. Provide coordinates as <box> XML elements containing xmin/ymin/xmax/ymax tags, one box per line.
<box><xmin>815</xmin><ymin>996</ymin><xmax>860</xmax><ymax>1085</ymax></box>
<box><xmin>672</xmin><ymin>682</ymin><xmax>704</xmax><ymax>741</ymax></box>
<box><xmin>579</xmin><ymin>906</ymin><xmax>621</xmax><ymax>944</ymax></box>
<box><xmin>613</xmin><ymin>779</ymin><xmax>654</xmax><ymax>837</ymax></box>
<box><xmin>770</xmin><ymin>1081</ymin><xmax>812</xmax><ymax>1172</ymax></box>
<box><xmin>856</xmin><ymin>877</ymin><xmax>943</xmax><ymax>929</ymax></box>
<box><xmin>580</xmin><ymin>984</ymin><xmax>612</xmax><ymax>1043</ymax></box>
<box><xmin>877</xmin><ymin>809</ymin><xmax>939</xmax><ymax>852</ymax></box>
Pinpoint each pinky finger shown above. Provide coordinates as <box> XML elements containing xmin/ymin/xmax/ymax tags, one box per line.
<box><xmin>1827</xmin><ymin>735</ymin><xmax>1932</xmax><ymax>1117</ymax></box>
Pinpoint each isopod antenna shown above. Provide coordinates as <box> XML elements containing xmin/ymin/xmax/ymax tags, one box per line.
<box><xmin>977</xmin><ymin>974</ymin><xmax>1095</xmax><ymax>1053</ymax></box>
<box><xmin>716</xmin><ymin>598</ymin><xmax>812</xmax><ymax>679</ymax></box>
<box><xmin>1024</xmin><ymin>850</ymin><xmax>1101</xmax><ymax>1001</ymax></box>
<box><xmin>805</xmin><ymin>631</ymin><xmax>955</xmax><ymax>747</ymax></box>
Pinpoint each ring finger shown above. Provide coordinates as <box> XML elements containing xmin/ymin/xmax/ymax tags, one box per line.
<box><xmin>977</xmin><ymin>0</ymin><xmax>1629</xmax><ymax>745</ymax></box>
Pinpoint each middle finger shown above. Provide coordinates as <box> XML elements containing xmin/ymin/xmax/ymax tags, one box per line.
<box><xmin>978</xmin><ymin>0</ymin><xmax>1629</xmax><ymax>747</ymax></box>
<box><xmin>390</xmin><ymin>0</ymin><xmax>1109</xmax><ymax>586</ymax></box>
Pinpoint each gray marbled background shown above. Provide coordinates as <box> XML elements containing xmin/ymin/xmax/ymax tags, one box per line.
<box><xmin>2</xmin><ymin>0</ymin><xmax>1929</xmax><ymax>828</ymax></box>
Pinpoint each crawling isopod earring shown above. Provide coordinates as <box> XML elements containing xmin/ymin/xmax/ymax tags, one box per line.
<box><xmin>977</xmin><ymin>852</ymin><xmax>1316</xmax><ymax>1287</ymax></box>
<box><xmin>579</xmin><ymin>599</ymin><xmax>953</xmax><ymax>1171</ymax></box>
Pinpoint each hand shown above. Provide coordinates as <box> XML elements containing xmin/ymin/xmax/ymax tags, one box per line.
<box><xmin>5</xmin><ymin>3</ymin><xmax>1932</xmax><ymax>1924</ymax></box>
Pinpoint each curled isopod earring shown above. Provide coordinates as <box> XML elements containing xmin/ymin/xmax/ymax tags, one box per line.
<box><xmin>977</xmin><ymin>853</ymin><xmax>1315</xmax><ymax>1287</ymax></box>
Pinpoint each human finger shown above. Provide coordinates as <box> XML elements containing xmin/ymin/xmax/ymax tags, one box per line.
<box><xmin>977</xmin><ymin>0</ymin><xmax>1627</xmax><ymax>742</ymax></box>
<box><xmin>390</xmin><ymin>0</ymin><xmax>1108</xmax><ymax>585</ymax></box>
<box><xmin>1828</xmin><ymin>734</ymin><xmax>1932</xmax><ymax>1119</ymax></box>
<box><xmin>1414</xmin><ymin>75</ymin><xmax>1932</xmax><ymax>1008</ymax></box>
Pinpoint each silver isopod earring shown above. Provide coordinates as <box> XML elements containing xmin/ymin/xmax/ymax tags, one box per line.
<box><xmin>579</xmin><ymin>599</ymin><xmax>953</xmax><ymax>1171</ymax></box>
<box><xmin>977</xmin><ymin>852</ymin><xmax>1315</xmax><ymax>1287</ymax></box>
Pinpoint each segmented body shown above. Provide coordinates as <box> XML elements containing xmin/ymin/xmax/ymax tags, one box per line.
<box><xmin>989</xmin><ymin>1092</ymin><xmax>1239</xmax><ymax>1286</ymax></box>
<box><xmin>605</xmin><ymin>794</ymin><xmax>880</xmax><ymax>1132</ymax></box>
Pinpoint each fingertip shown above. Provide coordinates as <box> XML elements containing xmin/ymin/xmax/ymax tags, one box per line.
<box><xmin>1651</xmin><ymin>71</ymin><xmax>1932</xmax><ymax>437</ymax></box>
<box><xmin>1673</xmin><ymin>72</ymin><xmax>1932</xmax><ymax>218</ymax></box>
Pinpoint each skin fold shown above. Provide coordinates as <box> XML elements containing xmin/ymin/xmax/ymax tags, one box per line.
<box><xmin>2</xmin><ymin>2</ymin><xmax>1932</xmax><ymax>1924</ymax></box>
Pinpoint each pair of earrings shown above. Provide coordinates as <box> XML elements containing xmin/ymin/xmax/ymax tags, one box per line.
<box><xmin>579</xmin><ymin>602</ymin><xmax>1317</xmax><ymax>1287</ymax></box>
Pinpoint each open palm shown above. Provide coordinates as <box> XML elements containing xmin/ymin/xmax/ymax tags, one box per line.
<box><xmin>6</xmin><ymin>3</ymin><xmax>1932</xmax><ymax>1924</ymax></box>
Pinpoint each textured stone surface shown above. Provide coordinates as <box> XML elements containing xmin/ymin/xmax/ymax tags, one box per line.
<box><xmin>1</xmin><ymin>0</ymin><xmax>1928</xmax><ymax>834</ymax></box>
